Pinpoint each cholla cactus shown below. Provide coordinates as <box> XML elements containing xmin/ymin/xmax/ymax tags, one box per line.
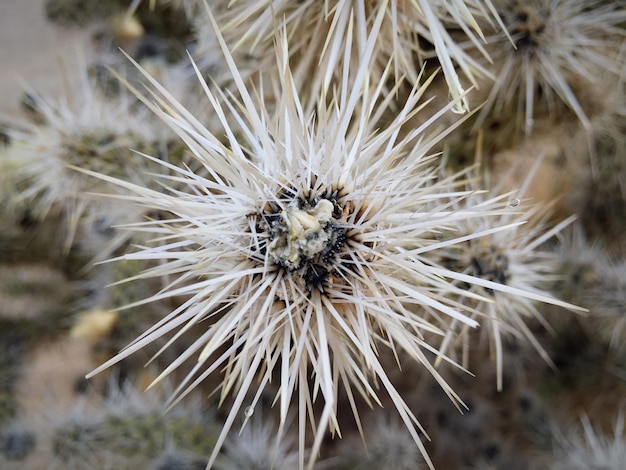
<box><xmin>472</xmin><ymin>0</ymin><xmax>626</xmax><ymax>134</ymax></box>
<box><xmin>581</xmin><ymin>260</ymin><xmax>626</xmax><ymax>353</ymax></box>
<box><xmin>431</xmin><ymin>164</ymin><xmax>583</xmax><ymax>390</ymax></box>
<box><xmin>334</xmin><ymin>415</ymin><xmax>428</xmax><ymax>469</ymax></box>
<box><xmin>78</xmin><ymin>6</ymin><xmax>586</xmax><ymax>469</ymax></box>
<box><xmin>218</xmin><ymin>0</ymin><xmax>509</xmax><ymax>112</ymax></box>
<box><xmin>556</xmin><ymin>228</ymin><xmax>626</xmax><ymax>353</ymax></box>
<box><xmin>128</xmin><ymin>0</ymin><xmax>196</xmax><ymax>15</ymax></box>
<box><xmin>551</xmin><ymin>413</ymin><xmax>626</xmax><ymax>470</ymax></box>
<box><xmin>214</xmin><ymin>417</ymin><xmax>300</xmax><ymax>470</ymax></box>
<box><xmin>0</xmin><ymin>64</ymin><xmax>176</xmax><ymax>258</ymax></box>
<box><xmin>0</xmin><ymin>380</ymin><xmax>215</xmax><ymax>470</ymax></box>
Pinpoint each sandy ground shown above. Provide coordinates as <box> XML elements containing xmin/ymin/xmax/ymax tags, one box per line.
<box><xmin>0</xmin><ymin>0</ymin><xmax>91</xmax><ymax>114</ymax></box>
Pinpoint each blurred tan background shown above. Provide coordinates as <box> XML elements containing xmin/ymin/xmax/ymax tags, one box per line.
<box><xmin>0</xmin><ymin>0</ymin><xmax>91</xmax><ymax>113</ymax></box>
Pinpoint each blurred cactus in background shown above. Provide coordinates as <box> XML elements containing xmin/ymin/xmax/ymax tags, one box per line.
<box><xmin>0</xmin><ymin>0</ymin><xmax>624</xmax><ymax>468</ymax></box>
